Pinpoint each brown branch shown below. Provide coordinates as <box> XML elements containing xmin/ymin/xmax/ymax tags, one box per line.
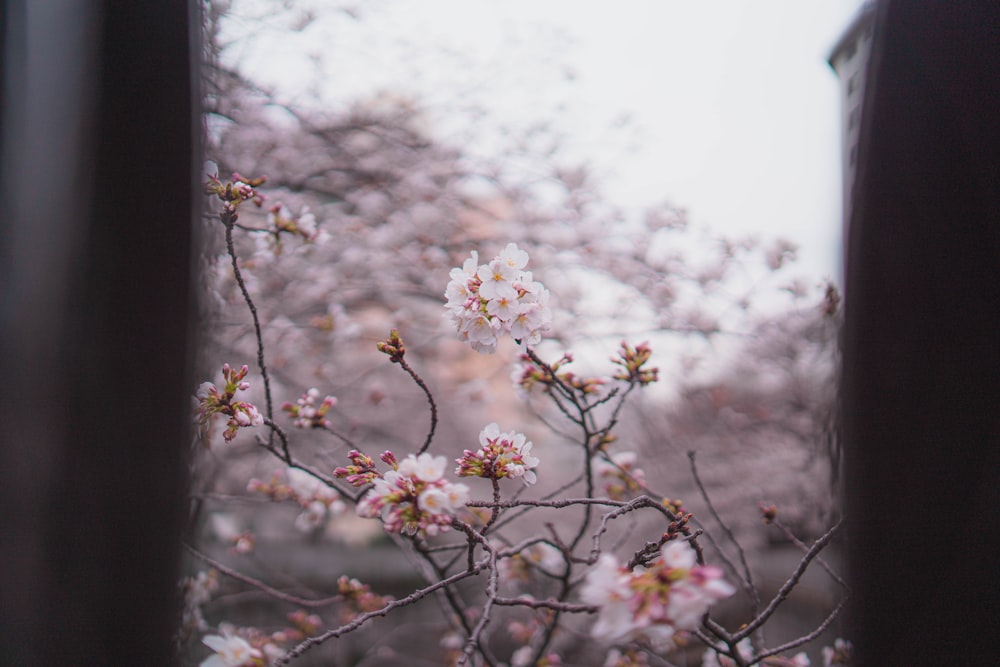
<box><xmin>688</xmin><ymin>451</ymin><xmax>760</xmax><ymax>615</ymax></box>
<box><xmin>394</xmin><ymin>355</ymin><xmax>439</xmax><ymax>455</ymax></box>
<box><xmin>750</xmin><ymin>595</ymin><xmax>849</xmax><ymax>665</ymax></box>
<box><xmin>185</xmin><ymin>545</ymin><xmax>342</xmax><ymax>608</ymax></box>
<box><xmin>223</xmin><ymin>208</ymin><xmax>277</xmax><ymax>453</ymax></box>
<box><xmin>733</xmin><ymin>518</ymin><xmax>843</xmax><ymax>642</ymax></box>
<box><xmin>274</xmin><ymin>555</ymin><xmax>491</xmax><ymax>665</ymax></box>
<box><xmin>493</xmin><ymin>597</ymin><xmax>597</xmax><ymax>614</ymax></box>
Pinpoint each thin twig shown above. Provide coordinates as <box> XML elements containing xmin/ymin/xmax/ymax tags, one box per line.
<box><xmin>492</xmin><ymin>597</ymin><xmax>597</xmax><ymax>613</ymax></box>
<box><xmin>688</xmin><ymin>451</ymin><xmax>760</xmax><ymax>616</ymax></box>
<box><xmin>771</xmin><ymin>516</ymin><xmax>849</xmax><ymax>591</ymax></box>
<box><xmin>223</xmin><ymin>209</ymin><xmax>276</xmax><ymax>451</ymax></box>
<box><xmin>394</xmin><ymin>355</ymin><xmax>439</xmax><ymax>454</ymax></box>
<box><xmin>185</xmin><ymin>545</ymin><xmax>341</xmax><ymax>608</ymax></box>
<box><xmin>734</xmin><ymin>518</ymin><xmax>843</xmax><ymax>642</ymax></box>
<box><xmin>750</xmin><ymin>595</ymin><xmax>848</xmax><ymax>664</ymax></box>
<box><xmin>274</xmin><ymin>556</ymin><xmax>490</xmax><ymax>665</ymax></box>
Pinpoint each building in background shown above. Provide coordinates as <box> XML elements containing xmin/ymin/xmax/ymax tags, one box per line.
<box><xmin>827</xmin><ymin>2</ymin><xmax>877</xmax><ymax>221</ymax></box>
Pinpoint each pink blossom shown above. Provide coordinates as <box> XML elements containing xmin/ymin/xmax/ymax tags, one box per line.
<box><xmin>200</xmin><ymin>631</ymin><xmax>260</xmax><ymax>667</ymax></box>
<box><xmin>248</xmin><ymin>467</ymin><xmax>346</xmax><ymax>532</ymax></box>
<box><xmin>193</xmin><ymin>364</ymin><xmax>265</xmax><ymax>444</ymax></box>
<box><xmin>456</xmin><ymin>423</ymin><xmax>540</xmax><ymax>486</ymax></box>
<box><xmin>336</xmin><ymin>449</ymin><xmax>470</xmax><ymax>537</ymax></box>
<box><xmin>822</xmin><ymin>638</ymin><xmax>853</xmax><ymax>666</ymax></box>
<box><xmin>281</xmin><ymin>387</ymin><xmax>337</xmax><ymax>429</ymax></box>
<box><xmin>444</xmin><ymin>244</ymin><xmax>552</xmax><ymax>353</ymax></box>
<box><xmin>580</xmin><ymin>541</ymin><xmax>735</xmax><ymax>649</ymax></box>
<box><xmin>594</xmin><ymin>451</ymin><xmax>647</xmax><ymax>500</ymax></box>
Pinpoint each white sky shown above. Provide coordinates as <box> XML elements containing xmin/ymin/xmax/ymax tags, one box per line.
<box><xmin>224</xmin><ymin>0</ymin><xmax>866</xmax><ymax>283</ymax></box>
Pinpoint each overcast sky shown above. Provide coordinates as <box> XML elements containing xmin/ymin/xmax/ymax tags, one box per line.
<box><xmin>224</xmin><ymin>0</ymin><xmax>867</xmax><ymax>283</ymax></box>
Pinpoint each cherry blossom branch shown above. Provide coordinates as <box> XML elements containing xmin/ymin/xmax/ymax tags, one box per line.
<box><xmin>376</xmin><ymin>329</ymin><xmax>439</xmax><ymax>454</ymax></box>
<box><xmin>749</xmin><ymin>595</ymin><xmax>848</xmax><ymax>665</ymax></box>
<box><xmin>410</xmin><ymin>538</ymin><xmax>493</xmax><ymax>662</ymax></box>
<box><xmin>452</xmin><ymin>521</ymin><xmax>500</xmax><ymax>666</ymax></box>
<box><xmin>257</xmin><ymin>439</ymin><xmax>361</xmax><ymax>502</ymax></box>
<box><xmin>185</xmin><ymin>544</ymin><xmax>342</xmax><ymax>608</ymax></box>
<box><xmin>320</xmin><ymin>423</ymin><xmax>359</xmax><ymax>450</ymax></box>
<box><xmin>466</xmin><ymin>496</ymin><xmax>630</xmax><ymax>510</ymax></box>
<box><xmin>586</xmin><ymin>495</ymin><xmax>678</xmax><ymax>565</ymax></box>
<box><xmin>770</xmin><ymin>515</ymin><xmax>849</xmax><ymax>591</ymax></box>
<box><xmin>493</xmin><ymin>597</ymin><xmax>597</xmax><ymax>613</ymax></box>
<box><xmin>222</xmin><ymin>207</ymin><xmax>275</xmax><ymax>447</ymax></box>
<box><xmin>524</xmin><ymin>347</ymin><xmax>579</xmax><ymax>407</ymax></box>
<box><xmin>273</xmin><ymin>555</ymin><xmax>491</xmax><ymax>665</ymax></box>
<box><xmin>482</xmin><ymin>477</ymin><xmax>503</xmax><ymax>532</ymax></box>
<box><xmin>732</xmin><ymin>517</ymin><xmax>843</xmax><ymax>642</ymax></box>
<box><xmin>688</xmin><ymin>451</ymin><xmax>760</xmax><ymax>616</ymax></box>
<box><xmin>396</xmin><ymin>355</ymin><xmax>439</xmax><ymax>455</ymax></box>
<box><xmin>260</xmin><ymin>417</ymin><xmax>291</xmax><ymax>464</ymax></box>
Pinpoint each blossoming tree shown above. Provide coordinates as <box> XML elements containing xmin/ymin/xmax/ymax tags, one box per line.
<box><xmin>183</xmin><ymin>4</ymin><xmax>849</xmax><ymax>665</ymax></box>
<box><xmin>181</xmin><ymin>171</ymin><xmax>849</xmax><ymax>667</ymax></box>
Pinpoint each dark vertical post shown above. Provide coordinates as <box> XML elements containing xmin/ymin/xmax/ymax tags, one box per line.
<box><xmin>0</xmin><ymin>1</ymin><xmax>198</xmax><ymax>664</ymax></box>
<box><xmin>842</xmin><ymin>2</ymin><xmax>1000</xmax><ymax>664</ymax></box>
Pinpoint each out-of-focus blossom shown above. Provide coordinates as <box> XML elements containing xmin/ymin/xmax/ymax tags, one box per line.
<box><xmin>200</xmin><ymin>631</ymin><xmax>261</xmax><ymax>667</ymax></box>
<box><xmin>337</xmin><ymin>575</ymin><xmax>393</xmax><ymax>623</ymax></box>
<box><xmin>509</xmin><ymin>646</ymin><xmax>562</xmax><ymax>667</ymax></box>
<box><xmin>180</xmin><ymin>570</ymin><xmax>219</xmax><ymax>635</ymax></box>
<box><xmin>260</xmin><ymin>204</ymin><xmax>329</xmax><ymax>256</ymax></box>
<box><xmin>456</xmin><ymin>423</ymin><xmax>540</xmax><ymax>486</ymax></box>
<box><xmin>500</xmin><ymin>542</ymin><xmax>565</xmax><ymax>584</ymax></box>
<box><xmin>335</xmin><ymin>450</ymin><xmax>469</xmax><ymax>536</ymax></box>
<box><xmin>594</xmin><ymin>451</ymin><xmax>647</xmax><ymax>500</ymax></box>
<box><xmin>580</xmin><ymin>555</ymin><xmax>635</xmax><ymax>641</ymax></box>
<box><xmin>248</xmin><ymin>467</ymin><xmax>346</xmax><ymax>533</ymax></box>
<box><xmin>580</xmin><ymin>540</ymin><xmax>735</xmax><ymax>650</ymax></box>
<box><xmin>604</xmin><ymin>648</ymin><xmax>651</xmax><ymax>667</ymax></box>
<box><xmin>765</xmin><ymin>238</ymin><xmax>798</xmax><ymax>271</ymax></box>
<box><xmin>510</xmin><ymin>645</ymin><xmax>534</xmax><ymax>667</ymax></box>
<box><xmin>281</xmin><ymin>388</ymin><xmax>337</xmax><ymax>429</ymax></box>
<box><xmin>822</xmin><ymin>638</ymin><xmax>853</xmax><ymax>666</ymax></box>
<box><xmin>193</xmin><ymin>364</ymin><xmax>264</xmax><ymax>444</ymax></box>
<box><xmin>444</xmin><ymin>243</ymin><xmax>552</xmax><ymax>353</ymax></box>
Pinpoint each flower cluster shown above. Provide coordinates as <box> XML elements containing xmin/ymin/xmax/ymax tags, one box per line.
<box><xmin>194</xmin><ymin>364</ymin><xmax>264</xmax><ymax>443</ymax></box>
<box><xmin>511</xmin><ymin>351</ymin><xmax>607</xmax><ymax>398</ymax></box>
<box><xmin>204</xmin><ymin>167</ymin><xmax>266</xmax><ymax>215</ymax></box>
<box><xmin>200</xmin><ymin>613</ymin><xmax>322</xmax><ymax>667</ymax></box>
<box><xmin>281</xmin><ymin>388</ymin><xmax>337</xmax><ymax>429</ymax></box>
<box><xmin>455</xmin><ymin>422</ymin><xmax>540</xmax><ymax>486</ymax></box>
<box><xmin>611</xmin><ymin>341</ymin><xmax>658</xmax><ymax>386</ymax></box>
<box><xmin>335</xmin><ymin>451</ymin><xmax>470</xmax><ymax>536</ymax></box>
<box><xmin>179</xmin><ymin>570</ymin><xmax>219</xmax><ymax>637</ymax></box>
<box><xmin>580</xmin><ymin>540</ymin><xmax>735</xmax><ymax>650</ymax></box>
<box><xmin>444</xmin><ymin>243</ymin><xmax>552</xmax><ymax>353</ymax></box>
<box><xmin>336</xmin><ymin>575</ymin><xmax>393</xmax><ymax>623</ymax></box>
<box><xmin>594</xmin><ymin>451</ymin><xmax>647</xmax><ymax>501</ymax></box>
<box><xmin>255</xmin><ymin>204</ymin><xmax>329</xmax><ymax>257</ymax></box>
<box><xmin>248</xmin><ymin>467</ymin><xmax>346</xmax><ymax>533</ymax></box>
<box><xmin>269</xmin><ymin>203</ymin><xmax>325</xmax><ymax>242</ymax></box>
